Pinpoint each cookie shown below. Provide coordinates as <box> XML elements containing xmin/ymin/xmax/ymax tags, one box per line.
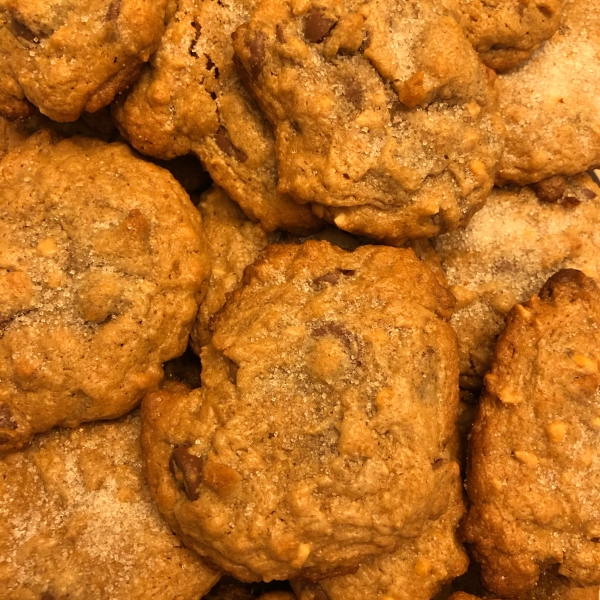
<box><xmin>232</xmin><ymin>0</ymin><xmax>504</xmax><ymax>244</ymax></box>
<box><xmin>142</xmin><ymin>241</ymin><xmax>460</xmax><ymax>581</ymax></box>
<box><xmin>496</xmin><ymin>0</ymin><xmax>600</xmax><ymax>185</ymax></box>
<box><xmin>0</xmin><ymin>0</ymin><xmax>167</xmax><ymax>122</ymax></box>
<box><xmin>292</xmin><ymin>468</ymin><xmax>467</xmax><ymax>600</ymax></box>
<box><xmin>113</xmin><ymin>0</ymin><xmax>322</xmax><ymax>235</ymax></box>
<box><xmin>429</xmin><ymin>173</ymin><xmax>600</xmax><ymax>391</ymax></box>
<box><xmin>0</xmin><ymin>131</ymin><xmax>211</xmax><ymax>450</ymax></box>
<box><xmin>463</xmin><ymin>270</ymin><xmax>600</xmax><ymax>595</ymax></box>
<box><xmin>454</xmin><ymin>0</ymin><xmax>564</xmax><ymax>71</ymax></box>
<box><xmin>190</xmin><ymin>186</ymin><xmax>361</xmax><ymax>351</ymax></box>
<box><xmin>0</xmin><ymin>411</ymin><xmax>220</xmax><ymax>599</ymax></box>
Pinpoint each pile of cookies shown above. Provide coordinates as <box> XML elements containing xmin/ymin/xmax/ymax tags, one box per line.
<box><xmin>1</xmin><ymin>0</ymin><xmax>599</xmax><ymax>599</ymax></box>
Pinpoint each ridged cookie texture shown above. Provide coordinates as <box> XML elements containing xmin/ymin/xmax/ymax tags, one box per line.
<box><xmin>142</xmin><ymin>241</ymin><xmax>460</xmax><ymax>582</ymax></box>
<box><xmin>0</xmin><ymin>131</ymin><xmax>211</xmax><ymax>450</ymax></box>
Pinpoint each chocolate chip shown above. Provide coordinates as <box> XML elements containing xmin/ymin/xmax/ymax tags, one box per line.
<box><xmin>170</xmin><ymin>445</ymin><xmax>204</xmax><ymax>501</ymax></box>
<box><xmin>0</xmin><ymin>404</ymin><xmax>17</xmax><ymax>430</ymax></box>
<box><xmin>539</xmin><ymin>268</ymin><xmax>594</xmax><ymax>301</ymax></box>
<box><xmin>215</xmin><ymin>127</ymin><xmax>248</xmax><ymax>163</ymax></box>
<box><xmin>563</xmin><ymin>196</ymin><xmax>581</xmax><ymax>208</ymax></box>
<box><xmin>312</xmin><ymin>321</ymin><xmax>362</xmax><ymax>366</ymax></box>
<box><xmin>248</xmin><ymin>32</ymin><xmax>266</xmax><ymax>79</ymax></box>
<box><xmin>313</xmin><ymin>269</ymin><xmax>355</xmax><ymax>289</ymax></box>
<box><xmin>276</xmin><ymin>25</ymin><xmax>286</xmax><ymax>43</ymax></box>
<box><xmin>226</xmin><ymin>359</ymin><xmax>239</xmax><ymax>385</ymax></box>
<box><xmin>531</xmin><ymin>175</ymin><xmax>566</xmax><ymax>203</ymax></box>
<box><xmin>304</xmin><ymin>11</ymin><xmax>337</xmax><ymax>43</ymax></box>
<box><xmin>582</xmin><ymin>187</ymin><xmax>597</xmax><ymax>199</ymax></box>
<box><xmin>106</xmin><ymin>0</ymin><xmax>121</xmax><ymax>20</ymax></box>
<box><xmin>343</xmin><ymin>80</ymin><xmax>362</xmax><ymax>107</ymax></box>
<box><xmin>9</xmin><ymin>16</ymin><xmax>43</xmax><ymax>44</ymax></box>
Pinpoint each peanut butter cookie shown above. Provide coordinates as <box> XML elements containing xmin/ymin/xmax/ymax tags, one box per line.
<box><xmin>463</xmin><ymin>270</ymin><xmax>600</xmax><ymax>595</ymax></box>
<box><xmin>430</xmin><ymin>173</ymin><xmax>600</xmax><ymax>390</ymax></box>
<box><xmin>113</xmin><ymin>0</ymin><xmax>321</xmax><ymax>234</ymax></box>
<box><xmin>0</xmin><ymin>0</ymin><xmax>167</xmax><ymax>122</ymax></box>
<box><xmin>0</xmin><ymin>411</ymin><xmax>220</xmax><ymax>599</ymax></box>
<box><xmin>496</xmin><ymin>0</ymin><xmax>600</xmax><ymax>185</ymax></box>
<box><xmin>142</xmin><ymin>241</ymin><xmax>460</xmax><ymax>582</ymax></box>
<box><xmin>233</xmin><ymin>0</ymin><xmax>504</xmax><ymax>243</ymax></box>
<box><xmin>0</xmin><ymin>131</ymin><xmax>211</xmax><ymax>450</ymax></box>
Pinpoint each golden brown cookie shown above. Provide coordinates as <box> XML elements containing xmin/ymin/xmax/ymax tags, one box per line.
<box><xmin>430</xmin><ymin>173</ymin><xmax>600</xmax><ymax>390</ymax></box>
<box><xmin>463</xmin><ymin>270</ymin><xmax>600</xmax><ymax>595</ymax></box>
<box><xmin>496</xmin><ymin>0</ymin><xmax>600</xmax><ymax>185</ymax></box>
<box><xmin>113</xmin><ymin>0</ymin><xmax>321</xmax><ymax>235</ymax></box>
<box><xmin>233</xmin><ymin>0</ymin><xmax>504</xmax><ymax>243</ymax></box>
<box><xmin>0</xmin><ymin>131</ymin><xmax>211</xmax><ymax>450</ymax></box>
<box><xmin>292</xmin><ymin>470</ymin><xmax>467</xmax><ymax>600</ymax></box>
<box><xmin>0</xmin><ymin>0</ymin><xmax>167</xmax><ymax>122</ymax></box>
<box><xmin>0</xmin><ymin>411</ymin><xmax>220</xmax><ymax>599</ymax></box>
<box><xmin>142</xmin><ymin>241</ymin><xmax>460</xmax><ymax>582</ymax></box>
<box><xmin>454</xmin><ymin>0</ymin><xmax>564</xmax><ymax>71</ymax></box>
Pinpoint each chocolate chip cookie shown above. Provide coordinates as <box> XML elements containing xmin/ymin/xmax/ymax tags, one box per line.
<box><xmin>142</xmin><ymin>241</ymin><xmax>460</xmax><ymax>581</ymax></box>
<box><xmin>0</xmin><ymin>411</ymin><xmax>220</xmax><ymax>599</ymax></box>
<box><xmin>463</xmin><ymin>270</ymin><xmax>600</xmax><ymax>595</ymax></box>
<box><xmin>496</xmin><ymin>0</ymin><xmax>600</xmax><ymax>185</ymax></box>
<box><xmin>113</xmin><ymin>0</ymin><xmax>321</xmax><ymax>235</ymax></box>
<box><xmin>233</xmin><ymin>0</ymin><xmax>504</xmax><ymax>243</ymax></box>
<box><xmin>0</xmin><ymin>131</ymin><xmax>211</xmax><ymax>450</ymax></box>
<box><xmin>429</xmin><ymin>173</ymin><xmax>600</xmax><ymax>391</ymax></box>
<box><xmin>292</xmin><ymin>463</ymin><xmax>467</xmax><ymax>600</ymax></box>
<box><xmin>454</xmin><ymin>0</ymin><xmax>564</xmax><ymax>71</ymax></box>
<box><xmin>449</xmin><ymin>579</ymin><xmax>599</xmax><ymax>600</ymax></box>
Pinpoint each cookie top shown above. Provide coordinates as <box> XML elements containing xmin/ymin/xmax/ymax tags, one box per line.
<box><xmin>0</xmin><ymin>411</ymin><xmax>220</xmax><ymax>600</ymax></box>
<box><xmin>463</xmin><ymin>270</ymin><xmax>600</xmax><ymax>595</ymax></box>
<box><xmin>0</xmin><ymin>131</ymin><xmax>211</xmax><ymax>450</ymax></box>
<box><xmin>496</xmin><ymin>0</ymin><xmax>600</xmax><ymax>185</ymax></box>
<box><xmin>232</xmin><ymin>0</ymin><xmax>504</xmax><ymax>244</ymax></box>
<box><xmin>113</xmin><ymin>0</ymin><xmax>321</xmax><ymax>235</ymax></box>
<box><xmin>0</xmin><ymin>0</ymin><xmax>167</xmax><ymax>122</ymax></box>
<box><xmin>430</xmin><ymin>173</ymin><xmax>600</xmax><ymax>390</ymax></box>
<box><xmin>454</xmin><ymin>0</ymin><xmax>563</xmax><ymax>71</ymax></box>
<box><xmin>293</xmin><ymin>466</ymin><xmax>467</xmax><ymax>600</ymax></box>
<box><xmin>142</xmin><ymin>241</ymin><xmax>460</xmax><ymax>582</ymax></box>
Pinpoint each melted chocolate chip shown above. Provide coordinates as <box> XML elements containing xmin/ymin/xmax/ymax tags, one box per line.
<box><xmin>0</xmin><ymin>404</ymin><xmax>17</xmax><ymax>430</ymax></box>
<box><xmin>582</xmin><ymin>187</ymin><xmax>597</xmax><ymax>199</ymax></box>
<box><xmin>563</xmin><ymin>196</ymin><xmax>581</xmax><ymax>208</ymax></box>
<box><xmin>9</xmin><ymin>16</ymin><xmax>43</xmax><ymax>44</ymax></box>
<box><xmin>312</xmin><ymin>269</ymin><xmax>355</xmax><ymax>289</ymax></box>
<box><xmin>106</xmin><ymin>0</ymin><xmax>121</xmax><ymax>20</ymax></box>
<box><xmin>276</xmin><ymin>25</ymin><xmax>286</xmax><ymax>43</ymax></box>
<box><xmin>215</xmin><ymin>127</ymin><xmax>248</xmax><ymax>163</ymax></box>
<box><xmin>539</xmin><ymin>268</ymin><xmax>594</xmax><ymax>301</ymax></box>
<box><xmin>304</xmin><ymin>11</ymin><xmax>337</xmax><ymax>43</ymax></box>
<box><xmin>170</xmin><ymin>445</ymin><xmax>205</xmax><ymax>501</ymax></box>
<box><xmin>226</xmin><ymin>359</ymin><xmax>239</xmax><ymax>385</ymax></box>
<box><xmin>531</xmin><ymin>175</ymin><xmax>566</xmax><ymax>203</ymax></box>
<box><xmin>248</xmin><ymin>32</ymin><xmax>266</xmax><ymax>79</ymax></box>
<box><xmin>312</xmin><ymin>321</ymin><xmax>363</xmax><ymax>366</ymax></box>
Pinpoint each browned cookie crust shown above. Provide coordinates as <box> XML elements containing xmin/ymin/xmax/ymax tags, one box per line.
<box><xmin>496</xmin><ymin>0</ymin><xmax>600</xmax><ymax>186</ymax></box>
<box><xmin>0</xmin><ymin>131</ymin><xmax>211</xmax><ymax>450</ymax></box>
<box><xmin>0</xmin><ymin>0</ymin><xmax>167</xmax><ymax>122</ymax></box>
<box><xmin>429</xmin><ymin>173</ymin><xmax>600</xmax><ymax>390</ymax></box>
<box><xmin>233</xmin><ymin>0</ymin><xmax>504</xmax><ymax>244</ymax></box>
<box><xmin>463</xmin><ymin>270</ymin><xmax>600</xmax><ymax>595</ymax></box>
<box><xmin>142</xmin><ymin>241</ymin><xmax>460</xmax><ymax>582</ymax></box>
<box><xmin>0</xmin><ymin>411</ymin><xmax>220</xmax><ymax>599</ymax></box>
<box><xmin>113</xmin><ymin>0</ymin><xmax>321</xmax><ymax>235</ymax></box>
<box><xmin>454</xmin><ymin>0</ymin><xmax>564</xmax><ymax>71</ymax></box>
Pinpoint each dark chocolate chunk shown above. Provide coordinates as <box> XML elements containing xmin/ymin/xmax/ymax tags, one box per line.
<box><xmin>312</xmin><ymin>321</ymin><xmax>363</xmax><ymax>366</ymax></box>
<box><xmin>276</xmin><ymin>25</ymin><xmax>286</xmax><ymax>43</ymax></box>
<box><xmin>248</xmin><ymin>32</ymin><xmax>266</xmax><ymax>79</ymax></box>
<box><xmin>531</xmin><ymin>175</ymin><xmax>567</xmax><ymax>203</ymax></box>
<box><xmin>170</xmin><ymin>445</ymin><xmax>205</xmax><ymax>501</ymax></box>
<box><xmin>343</xmin><ymin>80</ymin><xmax>362</xmax><ymax>107</ymax></box>
<box><xmin>313</xmin><ymin>269</ymin><xmax>355</xmax><ymax>289</ymax></box>
<box><xmin>215</xmin><ymin>127</ymin><xmax>248</xmax><ymax>163</ymax></box>
<box><xmin>9</xmin><ymin>16</ymin><xmax>43</xmax><ymax>44</ymax></box>
<box><xmin>304</xmin><ymin>11</ymin><xmax>336</xmax><ymax>43</ymax></box>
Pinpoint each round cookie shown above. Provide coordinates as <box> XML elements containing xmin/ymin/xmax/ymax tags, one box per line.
<box><xmin>496</xmin><ymin>0</ymin><xmax>600</xmax><ymax>186</ymax></box>
<box><xmin>463</xmin><ymin>270</ymin><xmax>600</xmax><ymax>595</ymax></box>
<box><xmin>430</xmin><ymin>173</ymin><xmax>600</xmax><ymax>390</ymax></box>
<box><xmin>142</xmin><ymin>241</ymin><xmax>460</xmax><ymax>581</ymax></box>
<box><xmin>232</xmin><ymin>0</ymin><xmax>504</xmax><ymax>244</ymax></box>
<box><xmin>292</xmin><ymin>467</ymin><xmax>467</xmax><ymax>600</ymax></box>
<box><xmin>454</xmin><ymin>0</ymin><xmax>564</xmax><ymax>71</ymax></box>
<box><xmin>113</xmin><ymin>0</ymin><xmax>321</xmax><ymax>235</ymax></box>
<box><xmin>0</xmin><ymin>0</ymin><xmax>168</xmax><ymax>122</ymax></box>
<box><xmin>0</xmin><ymin>131</ymin><xmax>211</xmax><ymax>450</ymax></box>
<box><xmin>0</xmin><ymin>411</ymin><xmax>220</xmax><ymax>599</ymax></box>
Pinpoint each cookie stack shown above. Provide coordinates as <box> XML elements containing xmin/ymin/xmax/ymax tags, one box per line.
<box><xmin>0</xmin><ymin>0</ymin><xmax>599</xmax><ymax>599</ymax></box>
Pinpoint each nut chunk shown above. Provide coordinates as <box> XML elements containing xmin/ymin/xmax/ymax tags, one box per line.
<box><xmin>463</xmin><ymin>270</ymin><xmax>600</xmax><ymax>595</ymax></box>
<box><xmin>142</xmin><ymin>241</ymin><xmax>460</xmax><ymax>582</ymax></box>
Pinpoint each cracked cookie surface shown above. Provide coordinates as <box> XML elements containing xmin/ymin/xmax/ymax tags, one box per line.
<box><xmin>463</xmin><ymin>270</ymin><xmax>600</xmax><ymax>595</ymax></box>
<box><xmin>142</xmin><ymin>241</ymin><xmax>460</xmax><ymax>582</ymax></box>
<box><xmin>0</xmin><ymin>131</ymin><xmax>211</xmax><ymax>450</ymax></box>
<box><xmin>0</xmin><ymin>0</ymin><xmax>167</xmax><ymax>122</ymax></box>
<box><xmin>233</xmin><ymin>0</ymin><xmax>504</xmax><ymax>243</ymax></box>
<box><xmin>0</xmin><ymin>411</ymin><xmax>220</xmax><ymax>600</ymax></box>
